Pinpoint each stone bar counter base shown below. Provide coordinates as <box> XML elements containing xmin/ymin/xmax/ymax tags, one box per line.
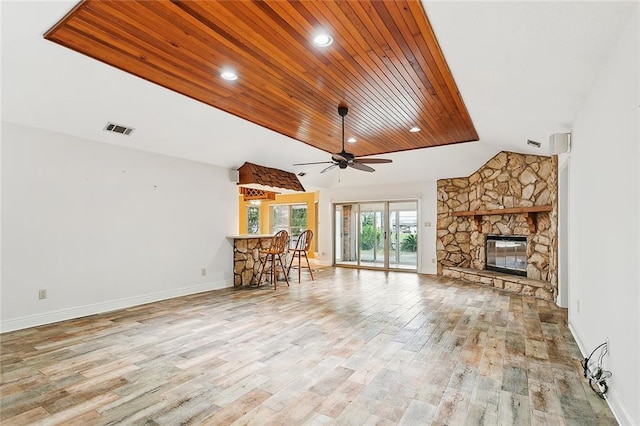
<box><xmin>231</xmin><ymin>235</ymin><xmax>291</xmax><ymax>287</ymax></box>
<box><xmin>233</xmin><ymin>236</ymin><xmax>271</xmax><ymax>287</ymax></box>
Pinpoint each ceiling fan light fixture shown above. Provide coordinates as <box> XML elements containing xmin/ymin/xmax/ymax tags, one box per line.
<box><xmin>410</xmin><ymin>126</ymin><xmax>421</xmax><ymax>133</ymax></box>
<box><xmin>312</xmin><ymin>33</ymin><xmax>333</xmax><ymax>47</ymax></box>
<box><xmin>220</xmin><ymin>69</ymin><xmax>238</xmax><ymax>81</ymax></box>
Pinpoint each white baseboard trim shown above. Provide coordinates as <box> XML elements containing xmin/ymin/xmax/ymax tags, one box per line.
<box><xmin>605</xmin><ymin>388</ymin><xmax>634</xmax><ymax>426</ymax></box>
<box><xmin>568</xmin><ymin>320</ymin><xmax>633</xmax><ymax>426</ymax></box>
<box><xmin>0</xmin><ymin>280</ymin><xmax>233</xmax><ymax>333</ymax></box>
<box><xmin>568</xmin><ymin>321</ymin><xmax>589</xmax><ymax>356</ymax></box>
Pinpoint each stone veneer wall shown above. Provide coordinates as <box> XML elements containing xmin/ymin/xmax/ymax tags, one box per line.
<box><xmin>437</xmin><ymin>151</ymin><xmax>558</xmax><ymax>300</ymax></box>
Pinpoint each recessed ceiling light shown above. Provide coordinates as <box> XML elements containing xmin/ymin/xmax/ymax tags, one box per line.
<box><xmin>347</xmin><ymin>137</ymin><xmax>357</xmax><ymax>143</ymax></box>
<box><xmin>313</xmin><ymin>33</ymin><xmax>333</xmax><ymax>47</ymax></box>
<box><xmin>220</xmin><ymin>70</ymin><xmax>238</xmax><ymax>81</ymax></box>
<box><xmin>410</xmin><ymin>126</ymin><xmax>421</xmax><ymax>133</ymax></box>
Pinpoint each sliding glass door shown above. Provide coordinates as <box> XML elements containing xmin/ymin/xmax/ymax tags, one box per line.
<box><xmin>334</xmin><ymin>200</ymin><xmax>418</xmax><ymax>271</ymax></box>
<box><xmin>359</xmin><ymin>203</ymin><xmax>385</xmax><ymax>268</ymax></box>
<box><xmin>388</xmin><ymin>201</ymin><xmax>418</xmax><ymax>270</ymax></box>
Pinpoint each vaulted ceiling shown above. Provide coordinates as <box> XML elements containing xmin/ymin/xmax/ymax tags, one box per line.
<box><xmin>2</xmin><ymin>1</ymin><xmax>635</xmax><ymax>189</ymax></box>
<box><xmin>44</xmin><ymin>0</ymin><xmax>478</xmax><ymax>158</ymax></box>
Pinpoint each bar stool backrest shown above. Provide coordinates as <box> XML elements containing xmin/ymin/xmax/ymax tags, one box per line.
<box><xmin>269</xmin><ymin>230</ymin><xmax>289</xmax><ymax>254</ymax></box>
<box><xmin>287</xmin><ymin>229</ymin><xmax>314</xmax><ymax>283</ymax></box>
<box><xmin>295</xmin><ymin>230</ymin><xmax>313</xmax><ymax>252</ymax></box>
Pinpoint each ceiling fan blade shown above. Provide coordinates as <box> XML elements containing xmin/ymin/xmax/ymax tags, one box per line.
<box><xmin>348</xmin><ymin>162</ymin><xmax>375</xmax><ymax>172</ymax></box>
<box><xmin>320</xmin><ymin>163</ymin><xmax>338</xmax><ymax>174</ymax></box>
<box><xmin>354</xmin><ymin>158</ymin><xmax>393</xmax><ymax>164</ymax></box>
<box><xmin>332</xmin><ymin>153</ymin><xmax>348</xmax><ymax>162</ymax></box>
<box><xmin>293</xmin><ymin>161</ymin><xmax>334</xmax><ymax>166</ymax></box>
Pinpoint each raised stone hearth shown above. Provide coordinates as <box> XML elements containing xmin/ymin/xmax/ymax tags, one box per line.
<box><xmin>437</xmin><ymin>151</ymin><xmax>558</xmax><ymax>301</ymax></box>
<box><xmin>442</xmin><ymin>266</ymin><xmax>554</xmax><ymax>301</ymax></box>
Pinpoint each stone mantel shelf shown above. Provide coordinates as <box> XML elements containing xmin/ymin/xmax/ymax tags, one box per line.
<box><xmin>452</xmin><ymin>205</ymin><xmax>552</xmax><ymax>233</ymax></box>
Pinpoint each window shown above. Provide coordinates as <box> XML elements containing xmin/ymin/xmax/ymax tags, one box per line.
<box><xmin>246</xmin><ymin>206</ymin><xmax>260</xmax><ymax>234</ymax></box>
<box><xmin>271</xmin><ymin>204</ymin><xmax>307</xmax><ymax>244</ymax></box>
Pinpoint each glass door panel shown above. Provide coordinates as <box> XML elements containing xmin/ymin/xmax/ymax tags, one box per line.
<box><xmin>335</xmin><ymin>204</ymin><xmax>358</xmax><ymax>266</ymax></box>
<box><xmin>359</xmin><ymin>203</ymin><xmax>385</xmax><ymax>268</ymax></box>
<box><xmin>389</xmin><ymin>201</ymin><xmax>418</xmax><ymax>270</ymax></box>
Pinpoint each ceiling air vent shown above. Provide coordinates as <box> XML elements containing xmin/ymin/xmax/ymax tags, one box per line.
<box><xmin>104</xmin><ymin>122</ymin><xmax>135</xmax><ymax>136</ymax></box>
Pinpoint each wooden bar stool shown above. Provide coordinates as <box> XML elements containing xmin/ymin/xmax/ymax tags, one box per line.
<box><xmin>257</xmin><ymin>230</ymin><xmax>290</xmax><ymax>289</ymax></box>
<box><xmin>287</xmin><ymin>230</ymin><xmax>314</xmax><ymax>283</ymax></box>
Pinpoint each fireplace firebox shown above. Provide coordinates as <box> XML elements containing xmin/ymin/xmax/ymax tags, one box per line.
<box><xmin>485</xmin><ymin>235</ymin><xmax>527</xmax><ymax>277</ymax></box>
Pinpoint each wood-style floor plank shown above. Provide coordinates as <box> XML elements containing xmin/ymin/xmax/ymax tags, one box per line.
<box><xmin>1</xmin><ymin>268</ymin><xmax>616</xmax><ymax>425</ymax></box>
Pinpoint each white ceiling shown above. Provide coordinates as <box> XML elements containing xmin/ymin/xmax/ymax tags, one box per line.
<box><xmin>1</xmin><ymin>1</ymin><xmax>635</xmax><ymax>190</ymax></box>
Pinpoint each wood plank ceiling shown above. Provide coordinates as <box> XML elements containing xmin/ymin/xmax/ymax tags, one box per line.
<box><xmin>45</xmin><ymin>0</ymin><xmax>478</xmax><ymax>157</ymax></box>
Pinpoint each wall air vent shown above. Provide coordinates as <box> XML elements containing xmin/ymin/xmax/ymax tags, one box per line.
<box><xmin>104</xmin><ymin>122</ymin><xmax>135</xmax><ymax>136</ymax></box>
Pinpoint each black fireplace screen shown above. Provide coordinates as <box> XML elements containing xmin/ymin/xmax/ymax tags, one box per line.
<box><xmin>485</xmin><ymin>235</ymin><xmax>527</xmax><ymax>277</ymax></box>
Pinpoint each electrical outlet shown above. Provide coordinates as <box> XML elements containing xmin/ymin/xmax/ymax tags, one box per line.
<box><xmin>432</xmin><ymin>258</ymin><xmax>436</xmax><ymax>264</ymax></box>
<box><xmin>201</xmin><ymin>268</ymin><xmax>207</xmax><ymax>276</ymax></box>
<box><xmin>38</xmin><ymin>289</ymin><xmax>47</xmax><ymax>300</ymax></box>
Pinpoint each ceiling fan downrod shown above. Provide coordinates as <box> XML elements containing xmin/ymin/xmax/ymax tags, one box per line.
<box><xmin>338</xmin><ymin>105</ymin><xmax>348</xmax><ymax>154</ymax></box>
<box><xmin>292</xmin><ymin>103</ymin><xmax>392</xmax><ymax>174</ymax></box>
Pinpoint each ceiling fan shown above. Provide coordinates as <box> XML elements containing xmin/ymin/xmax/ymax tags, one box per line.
<box><xmin>294</xmin><ymin>105</ymin><xmax>392</xmax><ymax>173</ymax></box>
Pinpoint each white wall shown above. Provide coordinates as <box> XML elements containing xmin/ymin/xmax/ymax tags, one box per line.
<box><xmin>557</xmin><ymin>157</ymin><xmax>569</xmax><ymax>308</ymax></box>
<box><xmin>1</xmin><ymin>123</ymin><xmax>238</xmax><ymax>332</ymax></box>
<box><xmin>317</xmin><ymin>181</ymin><xmax>438</xmax><ymax>274</ymax></box>
<box><xmin>567</xmin><ymin>8</ymin><xmax>639</xmax><ymax>425</ymax></box>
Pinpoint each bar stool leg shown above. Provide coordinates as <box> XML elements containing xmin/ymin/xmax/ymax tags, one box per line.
<box><xmin>257</xmin><ymin>253</ymin><xmax>269</xmax><ymax>286</ymax></box>
<box><xmin>303</xmin><ymin>251</ymin><xmax>314</xmax><ymax>281</ymax></box>
<box><xmin>277</xmin><ymin>253</ymin><xmax>289</xmax><ymax>287</ymax></box>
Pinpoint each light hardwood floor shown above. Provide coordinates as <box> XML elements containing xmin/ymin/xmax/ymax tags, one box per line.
<box><xmin>1</xmin><ymin>268</ymin><xmax>616</xmax><ymax>425</ymax></box>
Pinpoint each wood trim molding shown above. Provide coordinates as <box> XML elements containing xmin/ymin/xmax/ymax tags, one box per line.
<box><xmin>452</xmin><ymin>205</ymin><xmax>552</xmax><ymax>233</ymax></box>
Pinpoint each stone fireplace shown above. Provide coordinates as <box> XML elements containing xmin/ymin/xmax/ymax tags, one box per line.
<box><xmin>436</xmin><ymin>151</ymin><xmax>558</xmax><ymax>301</ymax></box>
